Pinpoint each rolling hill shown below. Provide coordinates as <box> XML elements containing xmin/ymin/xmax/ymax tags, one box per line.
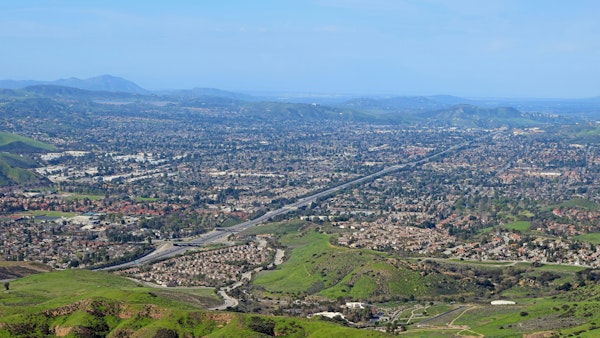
<box><xmin>0</xmin><ymin>75</ymin><xmax>149</xmax><ymax>94</ymax></box>
<box><xmin>0</xmin><ymin>132</ymin><xmax>54</xmax><ymax>186</ymax></box>
<box><xmin>252</xmin><ymin>231</ymin><xmax>479</xmax><ymax>301</ymax></box>
<box><xmin>0</xmin><ymin>132</ymin><xmax>55</xmax><ymax>152</ymax></box>
<box><xmin>3</xmin><ymin>221</ymin><xmax>598</xmax><ymax>337</ymax></box>
<box><xmin>0</xmin><ymin>269</ymin><xmax>387</xmax><ymax>337</ymax></box>
<box><xmin>0</xmin><ymin>78</ymin><xmax>579</xmax><ymax>127</ymax></box>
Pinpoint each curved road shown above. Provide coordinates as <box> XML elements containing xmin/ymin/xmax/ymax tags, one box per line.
<box><xmin>102</xmin><ymin>135</ymin><xmax>486</xmax><ymax>271</ymax></box>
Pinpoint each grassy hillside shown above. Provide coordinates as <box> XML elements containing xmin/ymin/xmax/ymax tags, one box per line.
<box><xmin>252</xmin><ymin>226</ymin><xmax>582</xmax><ymax>302</ymax></box>
<box><xmin>247</xmin><ymin>221</ymin><xmax>600</xmax><ymax>336</ymax></box>
<box><xmin>409</xmin><ymin>283</ymin><xmax>600</xmax><ymax>337</ymax></box>
<box><xmin>0</xmin><ymin>132</ymin><xmax>55</xmax><ymax>152</ymax></box>
<box><xmin>0</xmin><ymin>132</ymin><xmax>53</xmax><ymax>186</ymax></box>
<box><xmin>253</xmin><ymin>229</ymin><xmax>478</xmax><ymax>301</ymax></box>
<box><xmin>0</xmin><ymin>270</ymin><xmax>389</xmax><ymax>337</ymax></box>
<box><xmin>0</xmin><ymin>153</ymin><xmax>44</xmax><ymax>186</ymax></box>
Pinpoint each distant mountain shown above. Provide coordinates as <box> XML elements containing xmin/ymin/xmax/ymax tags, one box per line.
<box><xmin>0</xmin><ymin>84</ymin><xmax>154</xmax><ymax>103</ymax></box>
<box><xmin>0</xmin><ymin>75</ymin><xmax>149</xmax><ymax>94</ymax></box>
<box><xmin>164</xmin><ymin>87</ymin><xmax>257</xmax><ymax>101</ymax></box>
<box><xmin>0</xmin><ymin>79</ymin><xmax>41</xmax><ymax>89</ymax></box>
<box><xmin>0</xmin><ymin>76</ymin><xmax>584</xmax><ymax>126</ymax></box>
<box><xmin>426</xmin><ymin>104</ymin><xmax>540</xmax><ymax>128</ymax></box>
<box><xmin>428</xmin><ymin>95</ymin><xmax>477</xmax><ymax>105</ymax></box>
<box><xmin>53</xmin><ymin>75</ymin><xmax>149</xmax><ymax>94</ymax></box>
<box><xmin>339</xmin><ymin>95</ymin><xmax>474</xmax><ymax>114</ymax></box>
<box><xmin>238</xmin><ymin>101</ymin><xmax>373</xmax><ymax>122</ymax></box>
<box><xmin>431</xmin><ymin>104</ymin><xmax>521</xmax><ymax>119</ymax></box>
<box><xmin>22</xmin><ymin>85</ymin><xmax>97</xmax><ymax>98</ymax></box>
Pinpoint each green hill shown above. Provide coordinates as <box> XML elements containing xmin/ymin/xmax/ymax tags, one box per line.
<box><xmin>0</xmin><ymin>153</ymin><xmax>45</xmax><ymax>186</ymax></box>
<box><xmin>426</xmin><ymin>104</ymin><xmax>540</xmax><ymax>128</ymax></box>
<box><xmin>247</xmin><ymin>222</ymin><xmax>600</xmax><ymax>336</ymax></box>
<box><xmin>0</xmin><ymin>270</ymin><xmax>389</xmax><ymax>337</ymax></box>
<box><xmin>0</xmin><ymin>132</ymin><xmax>53</xmax><ymax>186</ymax></box>
<box><xmin>0</xmin><ymin>132</ymin><xmax>55</xmax><ymax>152</ymax></box>
<box><xmin>252</xmin><ymin>229</ymin><xmax>481</xmax><ymax>302</ymax></box>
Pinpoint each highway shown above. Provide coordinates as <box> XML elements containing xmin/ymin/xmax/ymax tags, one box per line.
<box><xmin>101</xmin><ymin>135</ymin><xmax>482</xmax><ymax>271</ymax></box>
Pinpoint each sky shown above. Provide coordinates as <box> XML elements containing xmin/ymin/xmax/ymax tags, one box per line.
<box><xmin>0</xmin><ymin>0</ymin><xmax>599</xmax><ymax>98</ymax></box>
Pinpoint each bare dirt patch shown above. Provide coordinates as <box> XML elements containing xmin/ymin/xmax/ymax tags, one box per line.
<box><xmin>0</xmin><ymin>261</ymin><xmax>52</xmax><ymax>280</ymax></box>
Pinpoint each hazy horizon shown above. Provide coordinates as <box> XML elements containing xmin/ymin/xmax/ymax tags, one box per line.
<box><xmin>1</xmin><ymin>1</ymin><xmax>599</xmax><ymax>98</ymax></box>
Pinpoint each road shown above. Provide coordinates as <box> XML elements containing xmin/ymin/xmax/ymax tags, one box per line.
<box><xmin>102</xmin><ymin>135</ymin><xmax>484</xmax><ymax>271</ymax></box>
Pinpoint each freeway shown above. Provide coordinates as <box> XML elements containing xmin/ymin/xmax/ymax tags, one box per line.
<box><xmin>101</xmin><ymin>135</ymin><xmax>484</xmax><ymax>271</ymax></box>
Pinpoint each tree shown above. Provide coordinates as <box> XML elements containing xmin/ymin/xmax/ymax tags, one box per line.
<box><xmin>247</xmin><ymin>316</ymin><xmax>275</xmax><ymax>336</ymax></box>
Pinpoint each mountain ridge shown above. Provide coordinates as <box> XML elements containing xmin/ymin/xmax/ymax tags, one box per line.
<box><xmin>0</xmin><ymin>75</ymin><xmax>149</xmax><ymax>94</ymax></box>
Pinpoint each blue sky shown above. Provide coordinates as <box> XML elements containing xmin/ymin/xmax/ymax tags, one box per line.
<box><xmin>1</xmin><ymin>0</ymin><xmax>598</xmax><ymax>98</ymax></box>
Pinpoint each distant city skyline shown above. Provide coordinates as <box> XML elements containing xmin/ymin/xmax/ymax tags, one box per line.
<box><xmin>1</xmin><ymin>0</ymin><xmax>598</xmax><ymax>98</ymax></box>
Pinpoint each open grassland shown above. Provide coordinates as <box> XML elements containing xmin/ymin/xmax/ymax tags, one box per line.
<box><xmin>0</xmin><ymin>269</ymin><xmax>389</xmax><ymax>337</ymax></box>
<box><xmin>398</xmin><ymin>269</ymin><xmax>600</xmax><ymax>337</ymax></box>
<box><xmin>253</xmin><ymin>229</ymin><xmax>478</xmax><ymax>301</ymax></box>
<box><xmin>0</xmin><ymin>132</ymin><xmax>55</xmax><ymax>151</ymax></box>
<box><xmin>242</xmin><ymin>219</ymin><xmax>308</xmax><ymax>236</ymax></box>
<box><xmin>451</xmin><ymin>298</ymin><xmax>600</xmax><ymax>337</ymax></box>
<box><xmin>399</xmin><ymin>294</ymin><xmax>600</xmax><ymax>337</ymax></box>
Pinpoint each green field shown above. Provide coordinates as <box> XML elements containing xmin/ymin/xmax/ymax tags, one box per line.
<box><xmin>543</xmin><ymin>198</ymin><xmax>600</xmax><ymax>212</ymax></box>
<box><xmin>561</xmin><ymin>198</ymin><xmax>600</xmax><ymax>210</ymax></box>
<box><xmin>242</xmin><ymin>219</ymin><xmax>308</xmax><ymax>236</ymax></box>
<box><xmin>513</xmin><ymin>262</ymin><xmax>586</xmax><ymax>273</ymax></box>
<box><xmin>15</xmin><ymin>210</ymin><xmax>77</xmax><ymax>218</ymax></box>
<box><xmin>62</xmin><ymin>193</ymin><xmax>105</xmax><ymax>201</ymax></box>
<box><xmin>502</xmin><ymin>221</ymin><xmax>531</xmax><ymax>232</ymax></box>
<box><xmin>575</xmin><ymin>232</ymin><xmax>600</xmax><ymax>244</ymax></box>
<box><xmin>135</xmin><ymin>197</ymin><xmax>159</xmax><ymax>202</ymax></box>
<box><xmin>446</xmin><ymin>258</ymin><xmax>515</xmax><ymax>266</ymax></box>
